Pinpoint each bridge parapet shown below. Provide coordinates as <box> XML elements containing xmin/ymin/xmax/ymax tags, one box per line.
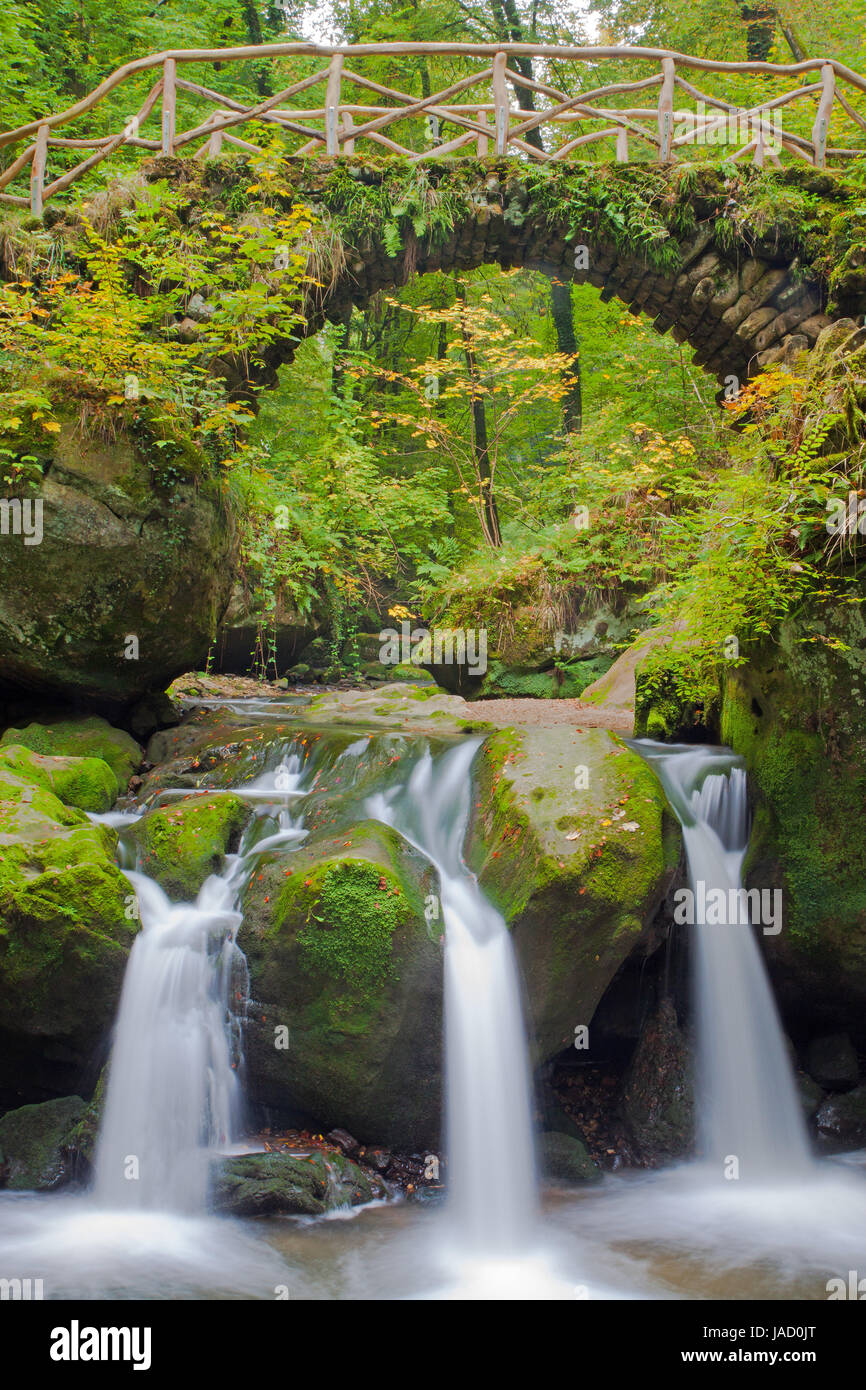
<box><xmin>1</xmin><ymin>43</ymin><xmax>865</xmax><ymax>217</ymax></box>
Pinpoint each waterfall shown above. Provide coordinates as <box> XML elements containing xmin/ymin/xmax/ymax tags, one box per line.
<box><xmin>368</xmin><ymin>740</ymin><xmax>538</xmax><ymax>1253</ymax></box>
<box><xmin>94</xmin><ymin>751</ymin><xmax>309</xmax><ymax>1212</ymax></box>
<box><xmin>94</xmin><ymin>729</ymin><xmax>538</xmax><ymax>1242</ymax></box>
<box><xmin>634</xmin><ymin>741</ymin><xmax>811</xmax><ymax>1178</ymax></box>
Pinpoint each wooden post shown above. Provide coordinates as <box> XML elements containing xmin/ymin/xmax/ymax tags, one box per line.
<box><xmin>615</xmin><ymin>126</ymin><xmax>629</xmax><ymax>162</ymax></box>
<box><xmin>477</xmin><ymin>109</ymin><xmax>489</xmax><ymax>156</ymax></box>
<box><xmin>30</xmin><ymin>122</ymin><xmax>49</xmax><ymax>216</ymax></box>
<box><xmin>342</xmin><ymin>110</ymin><xmax>355</xmax><ymax>155</ymax></box>
<box><xmin>208</xmin><ymin>113</ymin><xmax>225</xmax><ymax>158</ymax></box>
<box><xmin>162</xmin><ymin>57</ymin><xmax>176</xmax><ymax>156</ymax></box>
<box><xmin>658</xmin><ymin>56</ymin><xmax>675</xmax><ymax>162</ymax></box>
<box><xmin>492</xmin><ymin>51</ymin><xmax>508</xmax><ymax>155</ymax></box>
<box><xmin>752</xmin><ymin>115</ymin><xmax>766</xmax><ymax>169</ymax></box>
<box><xmin>812</xmin><ymin>62</ymin><xmax>835</xmax><ymax>168</ymax></box>
<box><xmin>325</xmin><ymin>53</ymin><xmax>343</xmax><ymax>156</ymax></box>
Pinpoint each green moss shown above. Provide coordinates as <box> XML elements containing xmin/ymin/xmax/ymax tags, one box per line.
<box><xmin>0</xmin><ymin>1095</ymin><xmax>85</xmax><ymax>1190</ymax></box>
<box><xmin>0</xmin><ymin>744</ymin><xmax>118</xmax><ymax>812</ymax></box>
<box><xmin>722</xmin><ymin>590</ymin><xmax>866</xmax><ymax>995</ymax></box>
<box><xmin>128</xmin><ymin>792</ymin><xmax>250</xmax><ymax>899</ymax></box>
<box><xmin>0</xmin><ymin>717</ymin><xmax>140</xmax><ymax>787</ymax></box>
<box><xmin>297</xmin><ymin>859</ymin><xmax>406</xmax><ymax>989</ymax></box>
<box><xmin>465</xmin><ymin>725</ymin><xmax>680</xmax><ymax>1061</ymax></box>
<box><xmin>0</xmin><ymin>780</ymin><xmax>134</xmax><ymax>1041</ymax></box>
<box><xmin>239</xmin><ymin>819</ymin><xmax>442</xmax><ymax>1149</ymax></box>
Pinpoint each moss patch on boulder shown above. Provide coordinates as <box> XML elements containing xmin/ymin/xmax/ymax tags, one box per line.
<box><xmin>721</xmin><ymin>584</ymin><xmax>866</xmax><ymax>1028</ymax></box>
<box><xmin>538</xmin><ymin>1130</ymin><xmax>601</xmax><ymax>1183</ymax></box>
<box><xmin>0</xmin><ymin>744</ymin><xmax>117</xmax><ymax>812</ymax></box>
<box><xmin>0</xmin><ymin>768</ymin><xmax>135</xmax><ymax>1099</ymax></box>
<box><xmin>0</xmin><ymin>1095</ymin><xmax>85</xmax><ymax>1190</ymax></box>
<box><xmin>127</xmin><ymin>792</ymin><xmax>250</xmax><ymax>898</ymax></box>
<box><xmin>0</xmin><ymin>716</ymin><xmax>141</xmax><ymax>788</ymax></box>
<box><xmin>465</xmin><ymin>726</ymin><xmax>681</xmax><ymax>1063</ymax></box>
<box><xmin>210</xmin><ymin>1149</ymin><xmax>385</xmax><ymax>1217</ymax></box>
<box><xmin>240</xmin><ymin>819</ymin><xmax>442</xmax><ymax>1150</ymax></box>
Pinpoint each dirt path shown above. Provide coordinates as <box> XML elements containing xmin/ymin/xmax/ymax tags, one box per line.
<box><xmin>462</xmin><ymin>696</ymin><xmax>633</xmax><ymax>732</ymax></box>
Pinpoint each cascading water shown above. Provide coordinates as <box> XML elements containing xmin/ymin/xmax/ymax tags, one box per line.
<box><xmin>94</xmin><ymin>751</ymin><xmax>309</xmax><ymax>1212</ymax></box>
<box><xmin>368</xmin><ymin>740</ymin><xmax>538</xmax><ymax>1254</ymax></box>
<box><xmin>634</xmin><ymin>741</ymin><xmax>811</xmax><ymax>1178</ymax></box>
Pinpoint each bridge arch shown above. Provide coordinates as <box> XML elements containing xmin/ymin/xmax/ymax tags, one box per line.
<box><xmin>284</xmin><ymin>162</ymin><xmax>839</xmax><ymax>389</ymax></box>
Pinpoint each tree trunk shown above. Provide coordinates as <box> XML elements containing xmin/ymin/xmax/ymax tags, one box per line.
<box><xmin>739</xmin><ymin>4</ymin><xmax>776</xmax><ymax>60</ymax></box>
<box><xmin>550</xmin><ymin>277</ymin><xmax>582</xmax><ymax>434</ymax></box>
<box><xmin>456</xmin><ymin>279</ymin><xmax>501</xmax><ymax>547</ymax></box>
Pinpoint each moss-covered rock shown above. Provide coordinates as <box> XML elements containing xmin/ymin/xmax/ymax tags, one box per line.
<box><xmin>0</xmin><ymin>415</ymin><xmax>237</xmax><ymax>711</ymax></box>
<box><xmin>240</xmin><ymin>819</ymin><xmax>442</xmax><ymax>1150</ymax></box>
<box><xmin>0</xmin><ymin>771</ymin><xmax>136</xmax><ymax>1100</ymax></box>
<box><xmin>127</xmin><ymin>792</ymin><xmax>251</xmax><ymax>898</ymax></box>
<box><xmin>721</xmin><ymin>584</ymin><xmax>866</xmax><ymax>1031</ymax></box>
<box><xmin>0</xmin><ymin>1095</ymin><xmax>85</xmax><ymax>1190</ymax></box>
<box><xmin>0</xmin><ymin>716</ymin><xmax>141</xmax><ymax>788</ymax></box>
<box><xmin>210</xmin><ymin>1149</ymin><xmax>385</xmax><ymax>1217</ymax></box>
<box><xmin>465</xmin><ymin>726</ymin><xmax>681</xmax><ymax>1062</ymax></box>
<box><xmin>538</xmin><ymin>1130</ymin><xmax>601</xmax><ymax>1183</ymax></box>
<box><xmin>0</xmin><ymin>744</ymin><xmax>117</xmax><ymax>812</ymax></box>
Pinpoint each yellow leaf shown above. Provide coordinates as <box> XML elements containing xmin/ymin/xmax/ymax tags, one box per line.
<box><xmin>41</xmin><ymin>421</ymin><xmax>61</xmax><ymax>433</ymax></box>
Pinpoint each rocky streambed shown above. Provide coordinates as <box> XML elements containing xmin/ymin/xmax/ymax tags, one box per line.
<box><xmin>1</xmin><ymin>682</ymin><xmax>865</xmax><ymax>1220</ymax></box>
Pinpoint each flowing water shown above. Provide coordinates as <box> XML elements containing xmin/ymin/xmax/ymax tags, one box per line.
<box><xmin>632</xmin><ymin>741</ymin><xmax>811</xmax><ymax>1178</ymax></box>
<box><xmin>367</xmin><ymin>740</ymin><xmax>537</xmax><ymax>1256</ymax></box>
<box><xmin>1</xmin><ymin>707</ymin><xmax>864</xmax><ymax>1300</ymax></box>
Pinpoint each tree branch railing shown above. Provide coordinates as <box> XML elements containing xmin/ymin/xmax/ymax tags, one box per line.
<box><xmin>1</xmin><ymin>42</ymin><xmax>864</xmax><ymax>214</ymax></box>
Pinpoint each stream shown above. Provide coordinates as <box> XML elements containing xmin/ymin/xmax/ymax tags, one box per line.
<box><xmin>1</xmin><ymin>706</ymin><xmax>864</xmax><ymax>1300</ymax></box>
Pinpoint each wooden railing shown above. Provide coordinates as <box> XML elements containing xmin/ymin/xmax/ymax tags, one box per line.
<box><xmin>1</xmin><ymin>43</ymin><xmax>865</xmax><ymax>215</ymax></box>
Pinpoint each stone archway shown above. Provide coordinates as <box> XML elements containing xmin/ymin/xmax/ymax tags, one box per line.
<box><xmin>270</xmin><ymin>161</ymin><xmax>850</xmax><ymax>390</ymax></box>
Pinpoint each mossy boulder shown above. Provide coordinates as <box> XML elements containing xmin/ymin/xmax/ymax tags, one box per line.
<box><xmin>0</xmin><ymin>772</ymin><xmax>136</xmax><ymax>1100</ymax></box>
<box><xmin>538</xmin><ymin>1130</ymin><xmax>601</xmax><ymax>1183</ymax></box>
<box><xmin>618</xmin><ymin>999</ymin><xmax>695</xmax><ymax>1163</ymax></box>
<box><xmin>240</xmin><ymin>819</ymin><xmax>442</xmax><ymax>1150</ymax></box>
<box><xmin>465</xmin><ymin>726</ymin><xmax>681</xmax><ymax>1063</ymax></box>
<box><xmin>0</xmin><ymin>415</ymin><xmax>237</xmax><ymax>712</ymax></box>
<box><xmin>0</xmin><ymin>1095</ymin><xmax>85</xmax><ymax>1190</ymax></box>
<box><xmin>127</xmin><ymin>791</ymin><xmax>251</xmax><ymax>898</ymax></box>
<box><xmin>0</xmin><ymin>744</ymin><xmax>117</xmax><ymax>813</ymax></box>
<box><xmin>816</xmin><ymin>1086</ymin><xmax>866</xmax><ymax>1150</ymax></box>
<box><xmin>721</xmin><ymin>584</ymin><xmax>866</xmax><ymax>1031</ymax></box>
<box><xmin>0</xmin><ymin>716</ymin><xmax>141</xmax><ymax>788</ymax></box>
<box><xmin>210</xmin><ymin>1149</ymin><xmax>385</xmax><ymax>1217</ymax></box>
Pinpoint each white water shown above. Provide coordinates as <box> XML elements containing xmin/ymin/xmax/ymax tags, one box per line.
<box><xmin>94</xmin><ymin>751</ymin><xmax>309</xmax><ymax>1212</ymax></box>
<box><xmin>368</xmin><ymin>740</ymin><xmax>538</xmax><ymax>1254</ymax></box>
<box><xmin>634</xmin><ymin>741</ymin><xmax>811</xmax><ymax>1178</ymax></box>
<box><xmin>5</xmin><ymin>711</ymin><xmax>866</xmax><ymax>1300</ymax></box>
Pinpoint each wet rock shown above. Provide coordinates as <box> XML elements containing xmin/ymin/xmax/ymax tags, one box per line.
<box><xmin>326</xmin><ymin>1128</ymin><xmax>359</xmax><ymax>1157</ymax></box>
<box><xmin>0</xmin><ymin>771</ymin><xmax>136</xmax><ymax>1102</ymax></box>
<box><xmin>0</xmin><ymin>1095</ymin><xmax>85</xmax><ymax>1190</ymax></box>
<box><xmin>619</xmin><ymin>999</ymin><xmax>695</xmax><ymax>1163</ymax></box>
<box><xmin>126</xmin><ymin>792</ymin><xmax>251</xmax><ymax>899</ymax></box>
<box><xmin>210</xmin><ymin>1150</ymin><xmax>385</xmax><ymax>1217</ymax></box>
<box><xmin>241</xmin><ymin>819</ymin><xmax>443</xmax><ymax>1151</ymax></box>
<box><xmin>465</xmin><ymin>726</ymin><xmax>680</xmax><ymax>1063</ymax></box>
<box><xmin>364</xmin><ymin>1147</ymin><xmax>392</xmax><ymax>1172</ymax></box>
<box><xmin>807</xmin><ymin>1034</ymin><xmax>859</xmax><ymax>1092</ymax></box>
<box><xmin>538</xmin><ymin>1130</ymin><xmax>600</xmax><ymax>1183</ymax></box>
<box><xmin>815</xmin><ymin>1086</ymin><xmax>866</xmax><ymax>1149</ymax></box>
<box><xmin>796</xmin><ymin>1072</ymin><xmax>825</xmax><ymax>1120</ymax></box>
